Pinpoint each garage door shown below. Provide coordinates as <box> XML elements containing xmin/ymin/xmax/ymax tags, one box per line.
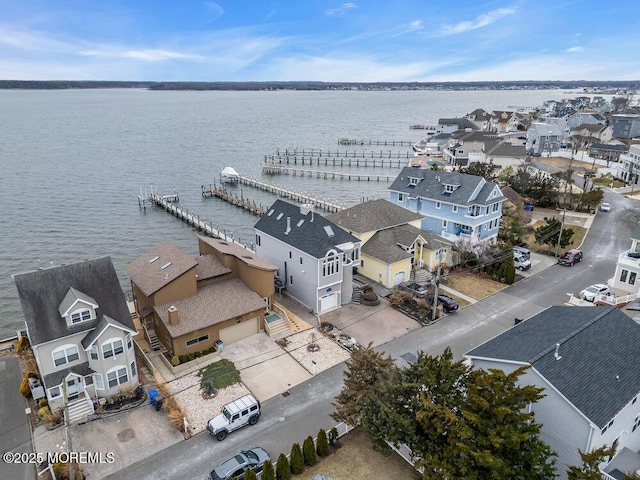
<box><xmin>219</xmin><ymin>317</ymin><xmax>259</xmax><ymax>344</ymax></box>
<box><xmin>319</xmin><ymin>293</ymin><xmax>339</xmax><ymax>312</ymax></box>
<box><xmin>393</xmin><ymin>271</ymin><xmax>406</xmax><ymax>286</ymax></box>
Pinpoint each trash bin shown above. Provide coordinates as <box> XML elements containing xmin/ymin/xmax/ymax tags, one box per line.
<box><xmin>149</xmin><ymin>389</ymin><xmax>159</xmax><ymax>406</ymax></box>
<box><xmin>215</xmin><ymin>340</ymin><xmax>224</xmax><ymax>353</ymax></box>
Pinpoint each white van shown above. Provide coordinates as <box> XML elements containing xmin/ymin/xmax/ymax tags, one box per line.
<box><xmin>513</xmin><ymin>246</ymin><xmax>531</xmax><ymax>260</ymax></box>
<box><xmin>514</xmin><ymin>253</ymin><xmax>532</xmax><ymax>271</ymax></box>
<box><xmin>207</xmin><ymin>394</ymin><xmax>261</xmax><ymax>441</ymax></box>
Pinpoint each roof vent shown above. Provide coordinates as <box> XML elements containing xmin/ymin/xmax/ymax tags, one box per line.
<box><xmin>285</xmin><ymin>217</ymin><xmax>291</xmax><ymax>235</ymax></box>
<box><xmin>161</xmin><ymin>262</ymin><xmax>172</xmax><ymax>270</ymax></box>
<box><xmin>149</xmin><ymin>255</ymin><xmax>160</xmax><ymax>263</ymax></box>
<box><xmin>554</xmin><ymin>343</ymin><xmax>562</xmax><ymax>360</ymax></box>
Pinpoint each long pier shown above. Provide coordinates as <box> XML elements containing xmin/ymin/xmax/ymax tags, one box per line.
<box><xmin>338</xmin><ymin>138</ymin><xmax>414</xmax><ymax>146</ymax></box>
<box><xmin>264</xmin><ymin>154</ymin><xmax>406</xmax><ymax>168</ymax></box>
<box><xmin>201</xmin><ymin>185</ymin><xmax>267</xmax><ymax>216</ymax></box>
<box><xmin>274</xmin><ymin>148</ymin><xmax>413</xmax><ymax>158</ymax></box>
<box><xmin>237</xmin><ymin>176</ymin><xmax>344</xmax><ymax>212</ymax></box>
<box><xmin>261</xmin><ymin>164</ymin><xmax>394</xmax><ymax>182</ymax></box>
<box><xmin>149</xmin><ymin>193</ymin><xmax>254</xmax><ymax>250</ymax></box>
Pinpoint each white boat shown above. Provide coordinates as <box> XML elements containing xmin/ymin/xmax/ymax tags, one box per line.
<box><xmin>220</xmin><ymin>166</ymin><xmax>239</xmax><ymax>184</ymax></box>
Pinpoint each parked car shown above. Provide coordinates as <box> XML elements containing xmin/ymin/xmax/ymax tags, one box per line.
<box><xmin>513</xmin><ymin>245</ymin><xmax>531</xmax><ymax>260</ymax></box>
<box><xmin>399</xmin><ymin>281</ymin><xmax>428</xmax><ymax>297</ymax></box>
<box><xmin>579</xmin><ymin>284</ymin><xmax>611</xmax><ymax>302</ymax></box>
<box><xmin>437</xmin><ymin>294</ymin><xmax>459</xmax><ymax>313</ymax></box>
<box><xmin>600</xmin><ymin>202</ymin><xmax>611</xmax><ymax>212</ymax></box>
<box><xmin>513</xmin><ymin>253</ymin><xmax>532</xmax><ymax>271</ymax></box>
<box><xmin>557</xmin><ymin>249</ymin><xmax>583</xmax><ymax>266</ymax></box>
<box><xmin>208</xmin><ymin>447</ymin><xmax>270</xmax><ymax>480</ymax></box>
<box><xmin>207</xmin><ymin>394</ymin><xmax>261</xmax><ymax>441</ymax></box>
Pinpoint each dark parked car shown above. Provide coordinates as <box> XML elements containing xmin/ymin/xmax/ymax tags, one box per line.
<box><xmin>209</xmin><ymin>448</ymin><xmax>270</xmax><ymax>480</ymax></box>
<box><xmin>399</xmin><ymin>281</ymin><xmax>428</xmax><ymax>297</ymax></box>
<box><xmin>437</xmin><ymin>294</ymin><xmax>459</xmax><ymax>313</ymax></box>
<box><xmin>557</xmin><ymin>249</ymin><xmax>583</xmax><ymax>266</ymax></box>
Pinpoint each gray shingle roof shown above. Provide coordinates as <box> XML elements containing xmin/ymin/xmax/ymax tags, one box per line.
<box><xmin>155</xmin><ymin>278</ymin><xmax>266</xmax><ymax>338</ymax></box>
<box><xmin>81</xmin><ymin>315</ymin><xmax>136</xmax><ymax>350</ymax></box>
<box><xmin>13</xmin><ymin>257</ymin><xmax>134</xmax><ymax>346</ymax></box>
<box><xmin>486</xmin><ymin>143</ymin><xmax>526</xmax><ymax>157</ymax></box>
<box><xmin>465</xmin><ymin>306</ymin><xmax>640</xmax><ymax>428</ymax></box>
<box><xmin>254</xmin><ymin>200</ymin><xmax>359</xmax><ymax>258</ymax></box>
<box><xmin>58</xmin><ymin>288</ymin><xmax>98</xmax><ymax>317</ymax></box>
<box><xmin>362</xmin><ymin>224</ymin><xmax>452</xmax><ymax>263</ymax></box>
<box><xmin>438</xmin><ymin>118</ymin><xmax>479</xmax><ymax>130</ymax></box>
<box><xmin>388</xmin><ymin>167</ymin><xmax>504</xmax><ymax>206</ymax></box>
<box><xmin>43</xmin><ymin>361</ymin><xmax>94</xmax><ymax>388</ymax></box>
<box><xmin>326</xmin><ymin>199</ymin><xmax>423</xmax><ymax>234</ymax></box>
<box><xmin>124</xmin><ymin>241</ymin><xmax>198</xmax><ymax>297</ymax></box>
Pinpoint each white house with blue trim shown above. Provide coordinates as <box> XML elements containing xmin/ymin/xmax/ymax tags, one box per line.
<box><xmin>388</xmin><ymin>167</ymin><xmax>505</xmax><ymax>248</ymax></box>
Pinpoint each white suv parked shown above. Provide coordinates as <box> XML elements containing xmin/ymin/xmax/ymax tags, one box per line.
<box><xmin>579</xmin><ymin>284</ymin><xmax>610</xmax><ymax>302</ymax></box>
<box><xmin>207</xmin><ymin>394</ymin><xmax>261</xmax><ymax>441</ymax></box>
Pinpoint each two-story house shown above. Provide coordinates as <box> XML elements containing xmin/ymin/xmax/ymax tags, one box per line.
<box><xmin>610</xmin><ymin>114</ymin><xmax>640</xmax><ymax>139</ymax></box>
<box><xmin>254</xmin><ymin>200</ymin><xmax>361</xmax><ymax>313</ymax></box>
<box><xmin>465</xmin><ymin>306</ymin><xmax>640</xmax><ymax>479</ymax></box>
<box><xmin>611</xmin><ymin>222</ymin><xmax>640</xmax><ymax>296</ymax></box>
<box><xmin>442</xmin><ymin>130</ymin><xmax>500</xmax><ymax>166</ymax></box>
<box><xmin>13</xmin><ymin>257</ymin><xmax>139</xmax><ymax>423</ymax></box>
<box><xmin>615</xmin><ymin>144</ymin><xmax>640</xmax><ymax>186</ymax></box>
<box><xmin>125</xmin><ymin>238</ymin><xmax>277</xmax><ymax>358</ymax></box>
<box><xmin>435</xmin><ymin>118</ymin><xmax>479</xmax><ymax>135</ymax></box>
<box><xmin>570</xmin><ymin>123</ymin><xmax>614</xmax><ymax>146</ymax></box>
<box><xmin>388</xmin><ymin>167</ymin><xmax>505</xmax><ymax>248</ymax></box>
<box><xmin>326</xmin><ymin>199</ymin><xmax>453</xmax><ymax>288</ymax></box>
<box><xmin>491</xmin><ymin>110</ymin><xmax>517</xmax><ymax>132</ymax></box>
<box><xmin>464</xmin><ymin>108</ymin><xmax>495</xmax><ymax>131</ymax></box>
<box><xmin>526</xmin><ymin>123</ymin><xmax>562</xmax><ymax>156</ymax></box>
<box><xmin>565</xmin><ymin>111</ymin><xmax>606</xmax><ymax>132</ymax></box>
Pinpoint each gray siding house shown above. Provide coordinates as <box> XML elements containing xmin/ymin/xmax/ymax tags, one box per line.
<box><xmin>465</xmin><ymin>306</ymin><xmax>640</xmax><ymax>479</ymax></box>
<box><xmin>526</xmin><ymin>123</ymin><xmax>562</xmax><ymax>156</ymax></box>
<box><xmin>254</xmin><ymin>200</ymin><xmax>361</xmax><ymax>313</ymax></box>
<box><xmin>610</xmin><ymin>114</ymin><xmax>640</xmax><ymax>139</ymax></box>
<box><xmin>13</xmin><ymin>257</ymin><xmax>138</xmax><ymax>423</ymax></box>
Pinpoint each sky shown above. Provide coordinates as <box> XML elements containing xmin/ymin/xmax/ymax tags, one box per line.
<box><xmin>1</xmin><ymin>0</ymin><xmax>639</xmax><ymax>82</ymax></box>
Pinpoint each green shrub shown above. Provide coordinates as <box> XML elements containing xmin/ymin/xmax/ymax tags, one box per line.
<box><xmin>37</xmin><ymin>406</ymin><xmax>50</xmax><ymax>417</ymax></box>
<box><xmin>316</xmin><ymin>429</ymin><xmax>329</xmax><ymax>457</ymax></box>
<box><xmin>171</xmin><ymin>356</ymin><xmax>180</xmax><ymax>367</ymax></box>
<box><xmin>38</xmin><ymin>398</ymin><xmax>49</xmax><ymax>409</ymax></box>
<box><xmin>261</xmin><ymin>459</ymin><xmax>275</xmax><ymax>480</ymax></box>
<box><xmin>275</xmin><ymin>453</ymin><xmax>290</xmax><ymax>480</ymax></box>
<box><xmin>289</xmin><ymin>443</ymin><xmax>304</xmax><ymax>474</ymax></box>
<box><xmin>328</xmin><ymin>427</ymin><xmax>339</xmax><ymax>446</ymax></box>
<box><xmin>243</xmin><ymin>468</ymin><xmax>258</xmax><ymax>480</ymax></box>
<box><xmin>179</xmin><ymin>355</ymin><xmax>188</xmax><ymax>364</ymax></box>
<box><xmin>504</xmin><ymin>264</ymin><xmax>516</xmax><ymax>284</ymax></box>
<box><xmin>303</xmin><ymin>436</ymin><xmax>317</xmax><ymax>466</ymax></box>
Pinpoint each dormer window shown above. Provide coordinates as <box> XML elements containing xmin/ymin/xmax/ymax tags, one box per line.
<box><xmin>408</xmin><ymin>177</ymin><xmax>421</xmax><ymax>186</ymax></box>
<box><xmin>71</xmin><ymin>308</ymin><xmax>92</xmax><ymax>324</ymax></box>
<box><xmin>444</xmin><ymin>184</ymin><xmax>455</xmax><ymax>193</ymax></box>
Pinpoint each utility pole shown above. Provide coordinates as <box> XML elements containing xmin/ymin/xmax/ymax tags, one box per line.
<box><xmin>554</xmin><ymin>210</ymin><xmax>566</xmax><ymax>258</ymax></box>
<box><xmin>431</xmin><ymin>246</ymin><xmax>445</xmax><ymax>323</ymax></box>
<box><xmin>63</xmin><ymin>380</ymin><xmax>74</xmax><ymax>480</ymax></box>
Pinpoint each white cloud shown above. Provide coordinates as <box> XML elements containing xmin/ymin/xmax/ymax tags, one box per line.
<box><xmin>326</xmin><ymin>3</ymin><xmax>357</xmax><ymax>16</ymax></box>
<box><xmin>566</xmin><ymin>46</ymin><xmax>583</xmax><ymax>52</ymax></box>
<box><xmin>80</xmin><ymin>48</ymin><xmax>202</xmax><ymax>61</ymax></box>
<box><xmin>435</xmin><ymin>8</ymin><xmax>516</xmax><ymax>36</ymax></box>
<box><xmin>203</xmin><ymin>2</ymin><xmax>224</xmax><ymax>21</ymax></box>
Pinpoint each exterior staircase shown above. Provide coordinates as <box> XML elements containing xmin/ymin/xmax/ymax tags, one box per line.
<box><xmin>67</xmin><ymin>396</ymin><xmax>94</xmax><ymax>424</ymax></box>
<box><xmin>266</xmin><ymin>317</ymin><xmax>290</xmax><ymax>337</ymax></box>
<box><xmin>413</xmin><ymin>268</ymin><xmax>434</xmax><ymax>285</ymax></box>
<box><xmin>351</xmin><ymin>286</ymin><xmax>363</xmax><ymax>304</ymax></box>
<box><xmin>146</xmin><ymin>327</ymin><xmax>161</xmax><ymax>351</ymax></box>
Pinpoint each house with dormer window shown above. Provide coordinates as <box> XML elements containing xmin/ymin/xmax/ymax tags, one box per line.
<box><xmin>388</xmin><ymin>167</ymin><xmax>505</xmax><ymax>248</ymax></box>
<box><xmin>254</xmin><ymin>200</ymin><xmax>361</xmax><ymax>313</ymax></box>
<box><xmin>465</xmin><ymin>306</ymin><xmax>640</xmax><ymax>479</ymax></box>
<box><xmin>13</xmin><ymin>257</ymin><xmax>139</xmax><ymax>423</ymax></box>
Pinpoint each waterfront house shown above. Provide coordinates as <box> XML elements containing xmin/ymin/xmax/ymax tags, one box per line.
<box><xmin>326</xmin><ymin>199</ymin><xmax>453</xmax><ymax>287</ymax></box>
<box><xmin>615</xmin><ymin>144</ymin><xmax>640</xmax><ymax>185</ymax></box>
<box><xmin>526</xmin><ymin>123</ymin><xmax>562</xmax><ymax>156</ymax></box>
<box><xmin>465</xmin><ymin>306</ymin><xmax>640</xmax><ymax>479</ymax></box>
<box><xmin>464</xmin><ymin>108</ymin><xmax>495</xmax><ymax>131</ymax></box>
<box><xmin>13</xmin><ymin>257</ymin><xmax>139</xmax><ymax>423</ymax></box>
<box><xmin>254</xmin><ymin>200</ymin><xmax>361</xmax><ymax>313</ymax></box>
<box><xmin>565</xmin><ymin>111</ymin><xmax>606</xmax><ymax>132</ymax></box>
<box><xmin>442</xmin><ymin>131</ymin><xmax>501</xmax><ymax>166</ymax></box>
<box><xmin>491</xmin><ymin>110</ymin><xmax>518</xmax><ymax>132</ymax></box>
<box><xmin>435</xmin><ymin>118</ymin><xmax>479</xmax><ymax>135</ymax></box>
<box><xmin>388</xmin><ymin>167</ymin><xmax>505</xmax><ymax>248</ymax></box>
<box><xmin>125</xmin><ymin>238</ymin><xmax>277</xmax><ymax>358</ymax></box>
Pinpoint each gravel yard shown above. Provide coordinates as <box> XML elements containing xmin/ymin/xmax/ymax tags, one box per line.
<box><xmin>282</xmin><ymin>329</ymin><xmax>351</xmax><ymax>375</ymax></box>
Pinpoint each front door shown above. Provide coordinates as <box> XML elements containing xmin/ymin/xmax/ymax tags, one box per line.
<box><xmin>66</xmin><ymin>377</ymin><xmax>82</xmax><ymax>400</ymax></box>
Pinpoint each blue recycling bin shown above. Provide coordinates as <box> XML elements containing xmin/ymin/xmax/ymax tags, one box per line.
<box><xmin>149</xmin><ymin>389</ymin><xmax>159</xmax><ymax>406</ymax></box>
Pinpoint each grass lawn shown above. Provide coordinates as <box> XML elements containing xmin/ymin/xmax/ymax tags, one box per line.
<box><xmin>522</xmin><ymin>209</ymin><xmax>588</xmax><ymax>256</ymax></box>
<box><xmin>301</xmin><ymin>427</ymin><xmax>418</xmax><ymax>480</ymax></box>
<box><xmin>198</xmin><ymin>359</ymin><xmax>240</xmax><ymax>389</ymax></box>
<box><xmin>443</xmin><ymin>272</ymin><xmax>508</xmax><ymax>301</ymax></box>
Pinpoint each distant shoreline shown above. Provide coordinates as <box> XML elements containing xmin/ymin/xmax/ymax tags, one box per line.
<box><xmin>0</xmin><ymin>80</ymin><xmax>638</xmax><ymax>92</ymax></box>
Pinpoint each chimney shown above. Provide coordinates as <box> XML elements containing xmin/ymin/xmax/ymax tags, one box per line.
<box><xmin>554</xmin><ymin>343</ymin><xmax>561</xmax><ymax>360</ymax></box>
<box><xmin>168</xmin><ymin>305</ymin><xmax>179</xmax><ymax>325</ymax></box>
<box><xmin>285</xmin><ymin>217</ymin><xmax>291</xmax><ymax>235</ymax></box>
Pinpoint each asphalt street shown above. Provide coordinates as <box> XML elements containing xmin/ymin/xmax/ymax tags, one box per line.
<box><xmin>109</xmin><ymin>188</ymin><xmax>640</xmax><ymax>480</ymax></box>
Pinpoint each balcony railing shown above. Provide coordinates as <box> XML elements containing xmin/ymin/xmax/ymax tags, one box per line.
<box><xmin>617</xmin><ymin>249</ymin><xmax>640</xmax><ymax>267</ymax></box>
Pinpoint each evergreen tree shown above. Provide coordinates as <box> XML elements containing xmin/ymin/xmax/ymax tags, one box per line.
<box><xmin>289</xmin><ymin>443</ymin><xmax>304</xmax><ymax>475</ymax></box>
<box><xmin>567</xmin><ymin>444</ymin><xmax>617</xmax><ymax>480</ymax></box>
<box><xmin>243</xmin><ymin>468</ymin><xmax>258</xmax><ymax>480</ymax></box>
<box><xmin>275</xmin><ymin>454</ymin><xmax>290</xmax><ymax>480</ymax></box>
<box><xmin>261</xmin><ymin>459</ymin><xmax>275</xmax><ymax>480</ymax></box>
<box><xmin>534</xmin><ymin>216</ymin><xmax>575</xmax><ymax>250</ymax></box>
<box><xmin>331</xmin><ymin>342</ymin><xmax>394</xmax><ymax>426</ymax></box>
<box><xmin>303</xmin><ymin>436</ymin><xmax>317</xmax><ymax>466</ymax></box>
<box><xmin>316</xmin><ymin>428</ymin><xmax>330</xmax><ymax>457</ymax></box>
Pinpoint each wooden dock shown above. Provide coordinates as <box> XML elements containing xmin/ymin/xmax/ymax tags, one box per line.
<box><xmin>264</xmin><ymin>154</ymin><xmax>406</xmax><ymax>168</ymax></box>
<box><xmin>274</xmin><ymin>148</ymin><xmax>413</xmax><ymax>159</ymax></box>
<box><xmin>261</xmin><ymin>164</ymin><xmax>394</xmax><ymax>182</ymax></box>
<box><xmin>338</xmin><ymin>138</ymin><xmax>414</xmax><ymax>146</ymax></box>
<box><xmin>149</xmin><ymin>193</ymin><xmax>255</xmax><ymax>250</ymax></box>
<box><xmin>201</xmin><ymin>185</ymin><xmax>267</xmax><ymax>216</ymax></box>
<box><xmin>237</xmin><ymin>176</ymin><xmax>344</xmax><ymax>212</ymax></box>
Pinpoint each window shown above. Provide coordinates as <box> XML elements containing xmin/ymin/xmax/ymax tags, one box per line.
<box><xmin>360</xmin><ymin>260</ymin><xmax>364</xmax><ymax>267</ymax></box>
<box><xmin>398</xmin><ymin>193</ymin><xmax>404</xmax><ymax>202</ymax></box>
<box><xmin>130</xmin><ymin>361</ymin><xmax>137</xmax><ymax>379</ymax></box>
<box><xmin>94</xmin><ymin>373</ymin><xmax>104</xmax><ymax>390</ymax></box>
<box><xmin>90</xmin><ymin>345</ymin><xmax>98</xmax><ymax>360</ymax></box>
<box><xmin>322</xmin><ymin>255</ymin><xmax>340</xmax><ymax>277</ymax></box>
<box><xmin>186</xmin><ymin>334</ymin><xmax>209</xmax><ymax>347</ymax></box>
<box><xmin>255</xmin><ymin>234</ymin><xmax>261</xmax><ymax>246</ymax></box>
<box><xmin>289</xmin><ymin>275</ymin><xmax>293</xmax><ymax>285</ymax></box>
<box><xmin>126</xmin><ymin>334</ymin><xmax>132</xmax><ymax>350</ymax></box>
<box><xmin>102</xmin><ymin>339</ymin><xmax>124</xmax><ymax>359</ymax></box>
<box><xmin>409</xmin><ymin>177</ymin><xmax>420</xmax><ymax>185</ymax></box>
<box><xmin>442</xmin><ymin>220</ymin><xmax>448</xmax><ymax>228</ymax></box>
<box><xmin>630</xmin><ymin>272</ymin><xmax>637</xmax><ymax>285</ymax></box>
<box><xmin>493</xmin><ymin>202</ymin><xmax>499</xmax><ymax>212</ymax></box>
<box><xmin>53</xmin><ymin>345</ymin><xmax>79</xmax><ymax>367</ymax></box>
<box><xmin>601</xmin><ymin>419</ymin><xmax>614</xmax><ymax>434</ymax></box>
<box><xmin>444</xmin><ymin>184</ymin><xmax>455</xmax><ymax>193</ymax></box>
<box><xmin>107</xmin><ymin>367</ymin><xmax>128</xmax><ymax>389</ymax></box>
<box><xmin>621</xmin><ymin>269</ymin><xmax>628</xmax><ymax>282</ymax></box>
<box><xmin>436</xmin><ymin>201</ymin><xmax>441</xmax><ymax>209</ymax></box>
<box><xmin>633</xmin><ymin>414</ymin><xmax>640</xmax><ymax>432</ymax></box>
<box><xmin>289</xmin><ymin>251</ymin><xmax>292</xmax><ymax>259</ymax></box>
<box><xmin>299</xmin><ymin>257</ymin><xmax>303</xmax><ymax>265</ymax></box>
<box><xmin>49</xmin><ymin>386</ymin><xmax>61</xmax><ymax>398</ymax></box>
<box><xmin>452</xmin><ymin>205</ymin><xmax>458</xmax><ymax>213</ymax></box>
<box><xmin>71</xmin><ymin>309</ymin><xmax>92</xmax><ymax>324</ymax></box>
